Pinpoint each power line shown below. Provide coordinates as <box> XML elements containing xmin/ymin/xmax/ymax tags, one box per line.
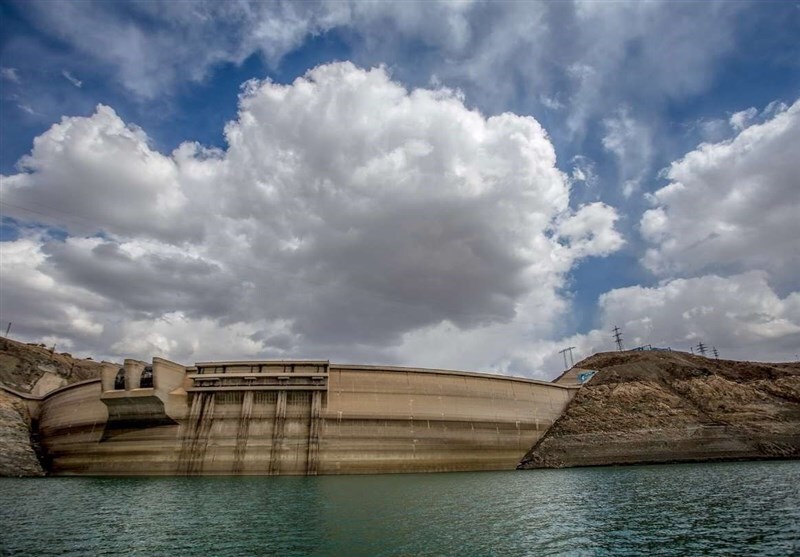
<box><xmin>612</xmin><ymin>326</ymin><xmax>624</xmax><ymax>351</ymax></box>
<box><xmin>696</xmin><ymin>342</ymin><xmax>707</xmax><ymax>356</ymax></box>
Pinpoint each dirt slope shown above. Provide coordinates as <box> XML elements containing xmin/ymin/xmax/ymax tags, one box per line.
<box><xmin>519</xmin><ymin>350</ymin><xmax>800</xmax><ymax>469</ymax></box>
<box><xmin>0</xmin><ymin>337</ymin><xmax>105</xmax><ymax>392</ymax></box>
<box><xmin>0</xmin><ymin>337</ymin><xmax>108</xmax><ymax>476</ymax></box>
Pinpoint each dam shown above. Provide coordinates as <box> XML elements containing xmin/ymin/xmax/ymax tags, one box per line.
<box><xmin>27</xmin><ymin>357</ymin><xmax>578</xmax><ymax>475</ymax></box>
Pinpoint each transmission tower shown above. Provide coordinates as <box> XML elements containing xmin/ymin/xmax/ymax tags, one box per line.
<box><xmin>558</xmin><ymin>346</ymin><xmax>576</xmax><ymax>369</ymax></box>
<box><xmin>696</xmin><ymin>342</ymin><xmax>707</xmax><ymax>356</ymax></box>
<box><xmin>612</xmin><ymin>326</ymin><xmax>624</xmax><ymax>351</ymax></box>
<box><xmin>712</xmin><ymin>346</ymin><xmax>719</xmax><ymax>359</ymax></box>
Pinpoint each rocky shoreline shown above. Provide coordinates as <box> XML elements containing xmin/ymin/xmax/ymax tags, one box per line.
<box><xmin>519</xmin><ymin>351</ymin><xmax>800</xmax><ymax>469</ymax></box>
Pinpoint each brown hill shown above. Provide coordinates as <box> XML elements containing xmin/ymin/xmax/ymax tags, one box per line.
<box><xmin>519</xmin><ymin>350</ymin><xmax>800</xmax><ymax>469</ymax></box>
<box><xmin>0</xmin><ymin>337</ymin><xmax>106</xmax><ymax>394</ymax></box>
<box><xmin>0</xmin><ymin>337</ymin><xmax>109</xmax><ymax>476</ymax></box>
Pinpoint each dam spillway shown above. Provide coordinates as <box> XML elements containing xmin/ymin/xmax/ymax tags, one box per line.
<box><xmin>32</xmin><ymin>357</ymin><xmax>578</xmax><ymax>475</ymax></box>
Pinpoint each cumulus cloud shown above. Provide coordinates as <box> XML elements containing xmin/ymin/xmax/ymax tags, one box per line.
<box><xmin>537</xmin><ymin>273</ymin><xmax>800</xmax><ymax>373</ymax></box>
<box><xmin>523</xmin><ymin>98</ymin><xmax>800</xmax><ymax>376</ymax></box>
<box><xmin>3</xmin><ymin>105</ymin><xmax>198</xmax><ymax>242</ymax></box>
<box><xmin>556</xmin><ymin>203</ymin><xmax>624</xmax><ymax>258</ymax></box>
<box><xmin>598</xmin><ymin>273</ymin><xmax>800</xmax><ymax>352</ymax></box>
<box><xmin>1</xmin><ymin>63</ymin><xmax>623</xmax><ymax>367</ymax></box>
<box><xmin>0</xmin><ymin>236</ymin><xmax>109</xmax><ymax>344</ymax></box>
<box><xmin>9</xmin><ymin>0</ymin><xmax>752</xmax><ymax>232</ymax></box>
<box><xmin>641</xmin><ymin>99</ymin><xmax>800</xmax><ymax>287</ymax></box>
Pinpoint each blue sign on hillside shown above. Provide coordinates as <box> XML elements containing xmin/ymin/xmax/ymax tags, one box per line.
<box><xmin>577</xmin><ymin>371</ymin><xmax>597</xmax><ymax>384</ymax></box>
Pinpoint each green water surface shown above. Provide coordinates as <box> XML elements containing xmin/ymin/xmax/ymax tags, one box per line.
<box><xmin>1</xmin><ymin>461</ymin><xmax>798</xmax><ymax>556</ymax></box>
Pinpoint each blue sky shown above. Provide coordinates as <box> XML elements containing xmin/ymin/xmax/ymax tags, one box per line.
<box><xmin>1</xmin><ymin>1</ymin><xmax>799</xmax><ymax>376</ymax></box>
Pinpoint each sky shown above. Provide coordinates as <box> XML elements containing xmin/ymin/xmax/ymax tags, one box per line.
<box><xmin>1</xmin><ymin>0</ymin><xmax>799</xmax><ymax>378</ymax></box>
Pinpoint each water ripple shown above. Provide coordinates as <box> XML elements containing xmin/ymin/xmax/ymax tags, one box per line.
<box><xmin>1</xmin><ymin>461</ymin><xmax>798</xmax><ymax>556</ymax></box>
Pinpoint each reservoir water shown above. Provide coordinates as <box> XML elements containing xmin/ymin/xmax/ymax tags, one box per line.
<box><xmin>1</xmin><ymin>461</ymin><xmax>798</xmax><ymax>556</ymax></box>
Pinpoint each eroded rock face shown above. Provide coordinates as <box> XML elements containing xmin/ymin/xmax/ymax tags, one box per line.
<box><xmin>0</xmin><ymin>391</ymin><xmax>44</xmax><ymax>477</ymax></box>
<box><xmin>519</xmin><ymin>351</ymin><xmax>800</xmax><ymax>469</ymax></box>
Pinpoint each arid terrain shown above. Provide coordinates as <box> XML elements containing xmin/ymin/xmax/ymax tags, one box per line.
<box><xmin>520</xmin><ymin>350</ymin><xmax>800</xmax><ymax>468</ymax></box>
<box><xmin>0</xmin><ymin>337</ymin><xmax>106</xmax><ymax>476</ymax></box>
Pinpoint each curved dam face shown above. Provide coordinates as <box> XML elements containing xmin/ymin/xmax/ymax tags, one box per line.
<box><xmin>37</xmin><ymin>358</ymin><xmax>577</xmax><ymax>475</ymax></box>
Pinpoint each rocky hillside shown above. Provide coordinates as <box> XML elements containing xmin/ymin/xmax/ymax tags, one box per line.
<box><xmin>519</xmin><ymin>350</ymin><xmax>800</xmax><ymax>469</ymax></box>
<box><xmin>0</xmin><ymin>337</ymin><xmax>107</xmax><ymax>476</ymax></box>
<box><xmin>0</xmin><ymin>337</ymin><xmax>105</xmax><ymax>393</ymax></box>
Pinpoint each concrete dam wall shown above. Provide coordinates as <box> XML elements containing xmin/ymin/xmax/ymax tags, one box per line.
<box><xmin>34</xmin><ymin>358</ymin><xmax>578</xmax><ymax>475</ymax></box>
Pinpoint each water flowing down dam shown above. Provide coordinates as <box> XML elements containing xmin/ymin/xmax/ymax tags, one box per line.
<box><xmin>31</xmin><ymin>357</ymin><xmax>578</xmax><ymax>476</ymax></box>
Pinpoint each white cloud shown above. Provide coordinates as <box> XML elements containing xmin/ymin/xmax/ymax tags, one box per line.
<box><xmin>641</xmin><ymin>99</ymin><xmax>800</xmax><ymax>287</ymax></box>
<box><xmin>16</xmin><ymin>0</ymin><xmax>745</xmax><ymax>125</ymax></box>
<box><xmin>532</xmin><ymin>98</ymin><xmax>800</xmax><ymax>376</ymax></box>
<box><xmin>562</xmin><ymin>1</ymin><xmax>742</xmax><ymax>137</ymax></box>
<box><xmin>0</xmin><ymin>236</ymin><xmax>110</xmax><ymax>351</ymax></box>
<box><xmin>3</xmin><ymin>105</ymin><xmax>197</xmax><ymax>242</ymax></box>
<box><xmin>544</xmin><ymin>97</ymin><xmax>800</xmax><ymax>372</ymax></box>
<box><xmin>696</xmin><ymin>118</ymin><xmax>730</xmax><ymax>143</ymax></box>
<box><xmin>540</xmin><ymin>95</ymin><xmax>564</xmax><ymax>110</ymax></box>
<box><xmin>61</xmin><ymin>69</ymin><xmax>82</xmax><ymax>88</ymax></box>
<box><xmin>542</xmin><ymin>273</ymin><xmax>800</xmax><ymax>370</ymax></box>
<box><xmin>639</xmin><ymin>207</ymin><xmax>668</xmax><ymax>243</ymax></box>
<box><xmin>16</xmin><ymin>1</ymin><xmax>344</xmax><ymax>98</ymax></box>
<box><xmin>1</xmin><ymin>63</ymin><xmax>623</xmax><ymax>369</ymax></box>
<box><xmin>1</xmin><ymin>67</ymin><xmax>20</xmax><ymax>83</ymax></box>
<box><xmin>556</xmin><ymin>203</ymin><xmax>625</xmax><ymax>258</ymax></box>
<box><xmin>602</xmin><ymin>107</ymin><xmax>652</xmax><ymax>197</ymax></box>
<box><xmin>729</xmin><ymin>107</ymin><xmax>757</xmax><ymax>131</ymax></box>
<box><xmin>569</xmin><ymin>155</ymin><xmax>597</xmax><ymax>189</ymax></box>
<box><xmin>11</xmin><ymin>0</ymin><xmax>750</xmax><ymax>222</ymax></box>
<box><xmin>395</xmin><ymin>271</ymin><xmax>800</xmax><ymax>377</ymax></box>
<box><xmin>3</xmin><ymin>1</ymin><xmax>796</xmax><ymax>378</ymax></box>
<box><xmin>16</xmin><ymin>104</ymin><xmax>37</xmax><ymax>115</ymax></box>
<box><xmin>109</xmin><ymin>313</ymin><xmax>287</xmax><ymax>363</ymax></box>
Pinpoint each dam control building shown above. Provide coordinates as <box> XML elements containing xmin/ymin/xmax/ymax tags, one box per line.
<box><xmin>27</xmin><ymin>357</ymin><xmax>579</xmax><ymax>475</ymax></box>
